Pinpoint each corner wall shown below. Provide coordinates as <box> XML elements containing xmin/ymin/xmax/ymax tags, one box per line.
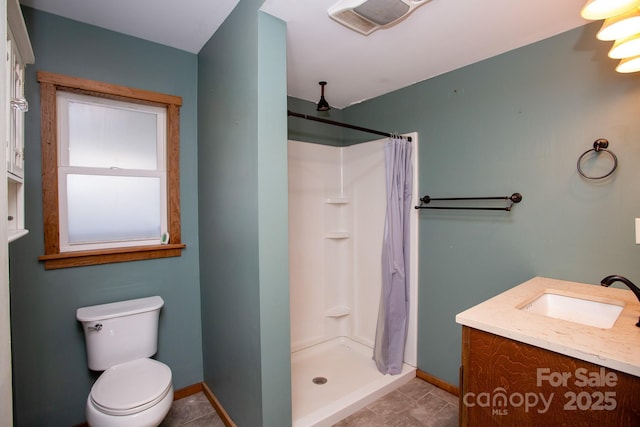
<box><xmin>198</xmin><ymin>3</ymin><xmax>291</xmax><ymax>426</ymax></box>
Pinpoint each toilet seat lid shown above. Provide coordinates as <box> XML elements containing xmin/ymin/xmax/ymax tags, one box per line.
<box><xmin>90</xmin><ymin>358</ymin><xmax>172</xmax><ymax>416</ymax></box>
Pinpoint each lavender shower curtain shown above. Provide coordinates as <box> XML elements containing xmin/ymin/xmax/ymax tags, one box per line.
<box><xmin>373</xmin><ymin>137</ymin><xmax>412</xmax><ymax>375</ymax></box>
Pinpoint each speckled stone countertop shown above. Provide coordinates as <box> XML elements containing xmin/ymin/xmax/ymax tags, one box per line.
<box><xmin>455</xmin><ymin>276</ymin><xmax>640</xmax><ymax>377</ymax></box>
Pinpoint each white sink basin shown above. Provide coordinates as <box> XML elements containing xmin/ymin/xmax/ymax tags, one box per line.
<box><xmin>519</xmin><ymin>292</ymin><xmax>624</xmax><ymax>329</ymax></box>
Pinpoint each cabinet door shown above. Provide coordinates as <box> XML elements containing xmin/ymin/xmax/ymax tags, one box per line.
<box><xmin>5</xmin><ymin>37</ymin><xmax>11</xmax><ymax>174</ymax></box>
<box><xmin>6</xmin><ymin>16</ymin><xmax>30</xmax><ymax>242</ymax></box>
<box><xmin>461</xmin><ymin>327</ymin><xmax>640</xmax><ymax>426</ymax></box>
<box><xmin>6</xmin><ymin>32</ymin><xmax>26</xmax><ymax>179</ymax></box>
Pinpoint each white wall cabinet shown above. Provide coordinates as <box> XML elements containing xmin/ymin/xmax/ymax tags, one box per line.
<box><xmin>2</xmin><ymin>2</ymin><xmax>32</xmax><ymax>424</ymax></box>
<box><xmin>6</xmin><ymin>0</ymin><xmax>33</xmax><ymax>243</ymax></box>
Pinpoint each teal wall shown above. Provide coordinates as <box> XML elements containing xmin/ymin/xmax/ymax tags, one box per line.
<box><xmin>287</xmin><ymin>97</ymin><xmax>344</xmax><ymax>146</ymax></box>
<box><xmin>9</xmin><ymin>8</ymin><xmax>202</xmax><ymax>426</ymax></box>
<box><xmin>341</xmin><ymin>22</ymin><xmax>640</xmax><ymax>385</ymax></box>
<box><xmin>257</xmin><ymin>12</ymin><xmax>291</xmax><ymax>426</ymax></box>
<box><xmin>197</xmin><ymin>2</ymin><xmax>291</xmax><ymax>426</ymax></box>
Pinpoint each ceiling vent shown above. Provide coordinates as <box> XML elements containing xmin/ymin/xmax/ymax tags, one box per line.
<box><xmin>328</xmin><ymin>0</ymin><xmax>431</xmax><ymax>36</ymax></box>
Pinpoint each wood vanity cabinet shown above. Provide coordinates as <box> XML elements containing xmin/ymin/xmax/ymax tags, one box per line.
<box><xmin>459</xmin><ymin>326</ymin><xmax>640</xmax><ymax>426</ymax></box>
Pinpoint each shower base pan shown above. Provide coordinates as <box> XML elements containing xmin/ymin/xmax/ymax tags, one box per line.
<box><xmin>291</xmin><ymin>337</ymin><xmax>416</xmax><ymax>427</ymax></box>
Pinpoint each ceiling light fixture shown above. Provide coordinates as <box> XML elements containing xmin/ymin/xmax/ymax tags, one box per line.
<box><xmin>316</xmin><ymin>81</ymin><xmax>331</xmax><ymax>112</ymax></box>
<box><xmin>581</xmin><ymin>0</ymin><xmax>640</xmax><ymax>73</ymax></box>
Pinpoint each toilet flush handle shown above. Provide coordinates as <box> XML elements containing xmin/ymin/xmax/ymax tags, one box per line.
<box><xmin>87</xmin><ymin>323</ymin><xmax>103</xmax><ymax>332</ymax></box>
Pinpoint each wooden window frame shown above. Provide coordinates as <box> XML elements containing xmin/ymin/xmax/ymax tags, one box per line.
<box><xmin>37</xmin><ymin>71</ymin><xmax>185</xmax><ymax>269</ymax></box>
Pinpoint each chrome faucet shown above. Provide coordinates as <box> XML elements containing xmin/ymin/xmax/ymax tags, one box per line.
<box><xmin>600</xmin><ymin>275</ymin><xmax>640</xmax><ymax>327</ymax></box>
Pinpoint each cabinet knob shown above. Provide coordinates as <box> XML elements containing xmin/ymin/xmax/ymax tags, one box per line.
<box><xmin>10</xmin><ymin>97</ymin><xmax>28</xmax><ymax>112</ymax></box>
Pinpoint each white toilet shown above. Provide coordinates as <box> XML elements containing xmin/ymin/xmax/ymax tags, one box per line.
<box><xmin>77</xmin><ymin>296</ymin><xmax>174</xmax><ymax>427</ymax></box>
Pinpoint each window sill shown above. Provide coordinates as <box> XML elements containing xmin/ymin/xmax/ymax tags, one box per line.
<box><xmin>38</xmin><ymin>243</ymin><xmax>186</xmax><ymax>270</ymax></box>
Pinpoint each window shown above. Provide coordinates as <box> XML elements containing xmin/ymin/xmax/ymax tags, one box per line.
<box><xmin>57</xmin><ymin>92</ymin><xmax>167</xmax><ymax>252</ymax></box>
<box><xmin>37</xmin><ymin>72</ymin><xmax>185</xmax><ymax>269</ymax></box>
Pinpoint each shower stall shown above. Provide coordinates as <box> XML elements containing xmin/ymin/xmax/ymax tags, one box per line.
<box><xmin>288</xmin><ymin>134</ymin><xmax>419</xmax><ymax>427</ymax></box>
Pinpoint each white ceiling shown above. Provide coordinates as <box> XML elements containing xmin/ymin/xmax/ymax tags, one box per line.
<box><xmin>20</xmin><ymin>0</ymin><xmax>589</xmax><ymax>109</ymax></box>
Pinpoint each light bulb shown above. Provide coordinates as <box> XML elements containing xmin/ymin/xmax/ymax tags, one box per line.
<box><xmin>581</xmin><ymin>0</ymin><xmax>640</xmax><ymax>20</ymax></box>
<box><xmin>609</xmin><ymin>33</ymin><xmax>640</xmax><ymax>58</ymax></box>
<box><xmin>597</xmin><ymin>7</ymin><xmax>640</xmax><ymax>40</ymax></box>
<box><xmin>616</xmin><ymin>54</ymin><xmax>640</xmax><ymax>72</ymax></box>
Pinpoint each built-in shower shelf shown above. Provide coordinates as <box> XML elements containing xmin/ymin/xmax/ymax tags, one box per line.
<box><xmin>325</xmin><ymin>232</ymin><xmax>350</xmax><ymax>239</ymax></box>
<box><xmin>325</xmin><ymin>306</ymin><xmax>351</xmax><ymax>318</ymax></box>
<box><xmin>325</xmin><ymin>197</ymin><xmax>350</xmax><ymax>205</ymax></box>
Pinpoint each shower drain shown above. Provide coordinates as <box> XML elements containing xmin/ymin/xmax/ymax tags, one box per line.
<box><xmin>312</xmin><ymin>376</ymin><xmax>328</xmax><ymax>385</ymax></box>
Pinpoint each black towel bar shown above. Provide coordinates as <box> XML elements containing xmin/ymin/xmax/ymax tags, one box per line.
<box><xmin>415</xmin><ymin>193</ymin><xmax>522</xmax><ymax>211</ymax></box>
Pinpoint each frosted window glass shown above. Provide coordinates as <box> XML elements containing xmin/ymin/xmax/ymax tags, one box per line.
<box><xmin>66</xmin><ymin>174</ymin><xmax>161</xmax><ymax>244</ymax></box>
<box><xmin>68</xmin><ymin>101</ymin><xmax>158</xmax><ymax>169</ymax></box>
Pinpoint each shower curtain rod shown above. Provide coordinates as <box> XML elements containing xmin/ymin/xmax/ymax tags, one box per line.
<box><xmin>287</xmin><ymin>110</ymin><xmax>412</xmax><ymax>142</ymax></box>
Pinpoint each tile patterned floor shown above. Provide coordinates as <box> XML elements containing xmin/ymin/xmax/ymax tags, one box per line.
<box><xmin>162</xmin><ymin>378</ymin><xmax>458</xmax><ymax>427</ymax></box>
<box><xmin>160</xmin><ymin>392</ymin><xmax>225</xmax><ymax>427</ymax></box>
<box><xmin>333</xmin><ymin>378</ymin><xmax>459</xmax><ymax>427</ymax></box>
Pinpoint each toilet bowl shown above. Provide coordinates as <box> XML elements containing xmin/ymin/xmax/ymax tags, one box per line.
<box><xmin>86</xmin><ymin>358</ymin><xmax>173</xmax><ymax>427</ymax></box>
<box><xmin>77</xmin><ymin>296</ymin><xmax>173</xmax><ymax>427</ymax></box>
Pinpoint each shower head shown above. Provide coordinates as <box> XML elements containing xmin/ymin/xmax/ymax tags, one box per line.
<box><xmin>316</xmin><ymin>81</ymin><xmax>331</xmax><ymax>112</ymax></box>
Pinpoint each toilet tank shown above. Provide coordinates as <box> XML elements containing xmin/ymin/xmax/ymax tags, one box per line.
<box><xmin>77</xmin><ymin>296</ymin><xmax>164</xmax><ymax>371</ymax></box>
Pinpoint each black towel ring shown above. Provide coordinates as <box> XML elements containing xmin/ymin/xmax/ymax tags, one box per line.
<box><xmin>577</xmin><ymin>138</ymin><xmax>618</xmax><ymax>180</ymax></box>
